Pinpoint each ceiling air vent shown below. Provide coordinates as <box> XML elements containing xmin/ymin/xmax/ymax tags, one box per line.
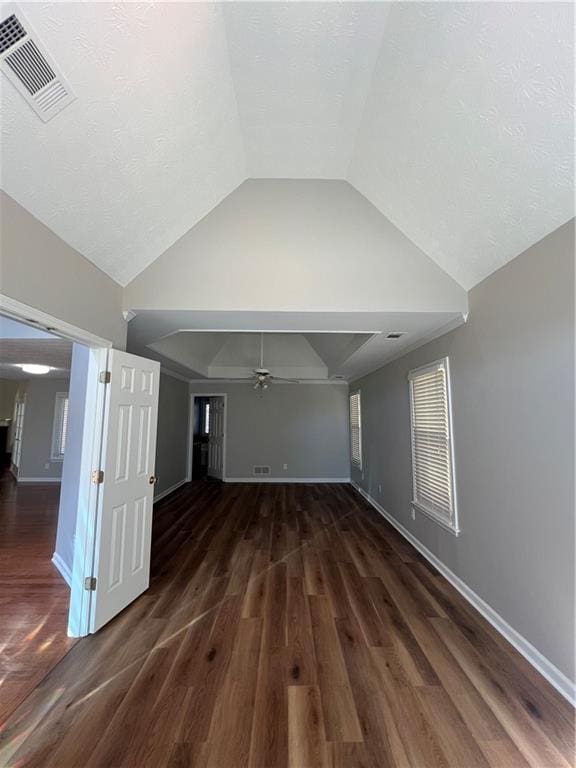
<box><xmin>0</xmin><ymin>4</ymin><xmax>75</xmax><ymax>122</ymax></box>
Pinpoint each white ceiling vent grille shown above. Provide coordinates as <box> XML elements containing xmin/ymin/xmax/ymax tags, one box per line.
<box><xmin>0</xmin><ymin>5</ymin><xmax>75</xmax><ymax>122</ymax></box>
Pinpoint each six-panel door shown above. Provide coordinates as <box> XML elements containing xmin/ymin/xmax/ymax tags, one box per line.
<box><xmin>90</xmin><ymin>350</ymin><xmax>160</xmax><ymax>632</ymax></box>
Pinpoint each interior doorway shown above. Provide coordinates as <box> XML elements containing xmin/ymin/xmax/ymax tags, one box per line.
<box><xmin>0</xmin><ymin>296</ymin><xmax>162</xmax><ymax>645</ymax></box>
<box><xmin>189</xmin><ymin>394</ymin><xmax>226</xmax><ymax>481</ymax></box>
<box><xmin>0</xmin><ymin>313</ymin><xmax>79</xmax><ymax>720</ymax></box>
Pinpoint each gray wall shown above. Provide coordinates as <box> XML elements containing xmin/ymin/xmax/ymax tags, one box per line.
<box><xmin>190</xmin><ymin>382</ymin><xmax>350</xmax><ymax>480</ymax></box>
<box><xmin>154</xmin><ymin>373</ymin><xmax>190</xmax><ymax>498</ymax></box>
<box><xmin>351</xmin><ymin>220</ymin><xmax>575</xmax><ymax>682</ymax></box>
<box><xmin>0</xmin><ymin>191</ymin><xmax>127</xmax><ymax>349</ymax></box>
<box><xmin>55</xmin><ymin>344</ymin><xmax>90</xmax><ymax>576</ymax></box>
<box><xmin>124</xmin><ymin>180</ymin><xmax>467</xmax><ymax>315</ymax></box>
<box><xmin>0</xmin><ymin>379</ymin><xmax>18</xmax><ymax>421</ymax></box>
<box><xmin>18</xmin><ymin>377</ymin><xmax>70</xmax><ymax>480</ymax></box>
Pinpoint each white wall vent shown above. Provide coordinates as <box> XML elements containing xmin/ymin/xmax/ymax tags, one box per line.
<box><xmin>0</xmin><ymin>4</ymin><xmax>76</xmax><ymax>122</ymax></box>
<box><xmin>253</xmin><ymin>465</ymin><xmax>271</xmax><ymax>476</ymax></box>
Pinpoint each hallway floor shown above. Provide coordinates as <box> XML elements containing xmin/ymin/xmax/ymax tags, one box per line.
<box><xmin>0</xmin><ymin>472</ymin><xmax>76</xmax><ymax>724</ymax></box>
<box><xmin>1</xmin><ymin>482</ymin><xmax>573</xmax><ymax>767</ymax></box>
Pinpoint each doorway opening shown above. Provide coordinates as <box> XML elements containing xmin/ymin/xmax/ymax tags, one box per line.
<box><xmin>0</xmin><ymin>295</ymin><xmax>166</xmax><ymax>732</ymax></box>
<box><xmin>189</xmin><ymin>394</ymin><xmax>226</xmax><ymax>481</ymax></box>
<box><xmin>0</xmin><ymin>313</ymin><xmax>82</xmax><ymax>720</ymax></box>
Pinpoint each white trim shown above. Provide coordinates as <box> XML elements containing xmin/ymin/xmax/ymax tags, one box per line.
<box><xmin>411</xmin><ymin>501</ymin><xmax>460</xmax><ymax>536</ymax></box>
<box><xmin>349</xmin><ymin>389</ymin><xmax>362</xmax><ymax>470</ymax></box>
<box><xmin>50</xmin><ymin>391</ymin><xmax>69</xmax><ymax>461</ymax></box>
<box><xmin>154</xmin><ymin>478</ymin><xmax>188</xmax><ymax>503</ymax></box>
<box><xmin>157</xmin><ymin>328</ymin><xmax>383</xmax><ymax>340</ymax></box>
<box><xmin>350</xmin><ymin>315</ymin><xmax>468</xmax><ymax>383</ymax></box>
<box><xmin>186</xmin><ymin>393</ymin><xmax>193</xmax><ymax>482</ymax></box>
<box><xmin>0</xmin><ymin>297</ymin><xmax>111</xmax><ymax>640</ymax></box>
<box><xmin>68</xmin><ymin>347</ymin><xmax>109</xmax><ymax>638</ymax></box>
<box><xmin>0</xmin><ymin>293</ymin><xmax>113</xmax><ymax>348</ymax></box>
<box><xmin>17</xmin><ymin>476</ymin><xmax>61</xmax><ymax>483</ymax></box>
<box><xmin>408</xmin><ymin>356</ymin><xmax>459</xmax><ymax>535</ymax></box>
<box><xmin>351</xmin><ymin>482</ymin><xmax>576</xmax><ymax>706</ymax></box>
<box><xmin>51</xmin><ymin>552</ymin><xmax>72</xmax><ymax>587</ymax></box>
<box><xmin>187</xmin><ymin>379</ymin><xmax>348</xmax><ymax>386</ymax></box>
<box><xmin>224</xmin><ymin>477</ymin><xmax>351</xmax><ymax>484</ymax></box>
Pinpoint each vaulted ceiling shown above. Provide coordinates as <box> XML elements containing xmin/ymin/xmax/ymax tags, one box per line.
<box><xmin>1</xmin><ymin>2</ymin><xmax>573</xmax><ymax>289</ymax></box>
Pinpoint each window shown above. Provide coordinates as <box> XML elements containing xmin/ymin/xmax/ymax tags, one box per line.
<box><xmin>408</xmin><ymin>358</ymin><xmax>459</xmax><ymax>534</ymax></box>
<box><xmin>51</xmin><ymin>392</ymin><xmax>69</xmax><ymax>460</ymax></box>
<box><xmin>349</xmin><ymin>391</ymin><xmax>362</xmax><ymax>469</ymax></box>
<box><xmin>203</xmin><ymin>401</ymin><xmax>211</xmax><ymax>435</ymax></box>
<box><xmin>12</xmin><ymin>396</ymin><xmax>25</xmax><ymax>470</ymax></box>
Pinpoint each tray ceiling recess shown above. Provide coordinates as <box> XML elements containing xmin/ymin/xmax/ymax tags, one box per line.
<box><xmin>0</xmin><ymin>4</ymin><xmax>75</xmax><ymax>122</ymax></box>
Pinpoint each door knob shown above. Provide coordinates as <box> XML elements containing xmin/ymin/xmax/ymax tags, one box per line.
<box><xmin>149</xmin><ymin>475</ymin><xmax>158</xmax><ymax>485</ymax></box>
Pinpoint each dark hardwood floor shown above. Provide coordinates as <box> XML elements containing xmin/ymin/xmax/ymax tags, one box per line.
<box><xmin>0</xmin><ymin>471</ymin><xmax>76</xmax><ymax>725</ymax></box>
<box><xmin>0</xmin><ymin>482</ymin><xmax>573</xmax><ymax>767</ymax></box>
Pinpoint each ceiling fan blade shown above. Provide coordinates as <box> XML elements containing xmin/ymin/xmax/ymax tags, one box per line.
<box><xmin>270</xmin><ymin>376</ymin><xmax>301</xmax><ymax>383</ymax></box>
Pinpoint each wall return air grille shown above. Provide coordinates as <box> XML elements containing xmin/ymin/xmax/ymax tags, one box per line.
<box><xmin>0</xmin><ymin>5</ymin><xmax>75</xmax><ymax>122</ymax></box>
<box><xmin>253</xmin><ymin>465</ymin><xmax>271</xmax><ymax>476</ymax></box>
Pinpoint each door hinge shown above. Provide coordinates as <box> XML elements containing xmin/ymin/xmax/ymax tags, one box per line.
<box><xmin>91</xmin><ymin>469</ymin><xmax>104</xmax><ymax>484</ymax></box>
<box><xmin>84</xmin><ymin>576</ymin><xmax>97</xmax><ymax>591</ymax></box>
<box><xmin>99</xmin><ymin>370</ymin><xmax>111</xmax><ymax>384</ymax></box>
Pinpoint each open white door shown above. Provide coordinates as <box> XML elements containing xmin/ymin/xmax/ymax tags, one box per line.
<box><xmin>89</xmin><ymin>349</ymin><xmax>160</xmax><ymax>632</ymax></box>
<box><xmin>207</xmin><ymin>397</ymin><xmax>224</xmax><ymax>480</ymax></box>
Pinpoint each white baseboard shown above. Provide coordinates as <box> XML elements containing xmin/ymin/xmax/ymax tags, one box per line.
<box><xmin>351</xmin><ymin>482</ymin><xmax>576</xmax><ymax>706</ymax></box>
<box><xmin>154</xmin><ymin>478</ymin><xmax>188</xmax><ymax>503</ymax></box>
<box><xmin>18</xmin><ymin>477</ymin><xmax>61</xmax><ymax>483</ymax></box>
<box><xmin>51</xmin><ymin>552</ymin><xmax>72</xmax><ymax>587</ymax></box>
<box><xmin>224</xmin><ymin>477</ymin><xmax>351</xmax><ymax>484</ymax></box>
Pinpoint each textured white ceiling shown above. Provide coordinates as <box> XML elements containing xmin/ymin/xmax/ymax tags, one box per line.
<box><xmin>0</xmin><ymin>2</ymin><xmax>246</xmax><ymax>285</ymax></box>
<box><xmin>348</xmin><ymin>2</ymin><xmax>575</xmax><ymax>288</ymax></box>
<box><xmin>223</xmin><ymin>2</ymin><xmax>388</xmax><ymax>178</ymax></box>
<box><xmin>1</xmin><ymin>2</ymin><xmax>572</xmax><ymax>289</ymax></box>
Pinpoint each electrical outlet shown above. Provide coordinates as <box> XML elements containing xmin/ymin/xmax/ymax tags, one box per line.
<box><xmin>378</xmin><ymin>483</ymin><xmax>382</xmax><ymax>494</ymax></box>
<box><xmin>411</xmin><ymin>507</ymin><xmax>416</xmax><ymax>521</ymax></box>
<box><xmin>283</xmin><ymin>463</ymin><xmax>288</xmax><ymax>471</ymax></box>
<box><xmin>44</xmin><ymin>462</ymin><xmax>50</xmax><ymax>470</ymax></box>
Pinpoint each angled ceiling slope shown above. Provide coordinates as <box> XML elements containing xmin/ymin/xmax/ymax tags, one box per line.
<box><xmin>1</xmin><ymin>2</ymin><xmax>572</xmax><ymax>290</ymax></box>
<box><xmin>124</xmin><ymin>180</ymin><xmax>468</xmax><ymax>316</ymax></box>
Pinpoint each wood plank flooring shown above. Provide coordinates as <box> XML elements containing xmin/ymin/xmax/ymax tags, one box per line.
<box><xmin>0</xmin><ymin>482</ymin><xmax>573</xmax><ymax>767</ymax></box>
<box><xmin>0</xmin><ymin>472</ymin><xmax>76</xmax><ymax>724</ymax></box>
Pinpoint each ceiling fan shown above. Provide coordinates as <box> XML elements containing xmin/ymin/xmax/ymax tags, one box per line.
<box><xmin>247</xmin><ymin>333</ymin><xmax>301</xmax><ymax>392</ymax></box>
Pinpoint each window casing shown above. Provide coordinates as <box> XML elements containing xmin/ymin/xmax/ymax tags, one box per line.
<box><xmin>408</xmin><ymin>358</ymin><xmax>459</xmax><ymax>534</ymax></box>
<box><xmin>51</xmin><ymin>392</ymin><xmax>69</xmax><ymax>460</ymax></box>
<box><xmin>12</xmin><ymin>396</ymin><xmax>26</xmax><ymax>470</ymax></box>
<box><xmin>349</xmin><ymin>391</ymin><xmax>362</xmax><ymax>469</ymax></box>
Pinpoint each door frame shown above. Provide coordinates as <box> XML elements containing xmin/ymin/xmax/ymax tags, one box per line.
<box><xmin>0</xmin><ymin>293</ymin><xmax>112</xmax><ymax>637</ymax></box>
<box><xmin>188</xmin><ymin>393</ymin><xmax>228</xmax><ymax>482</ymax></box>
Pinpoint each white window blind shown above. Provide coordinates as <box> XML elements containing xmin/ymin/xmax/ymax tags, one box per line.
<box><xmin>51</xmin><ymin>392</ymin><xmax>69</xmax><ymax>460</ymax></box>
<box><xmin>349</xmin><ymin>391</ymin><xmax>362</xmax><ymax>468</ymax></box>
<box><xmin>12</xmin><ymin>397</ymin><xmax>25</xmax><ymax>470</ymax></box>
<box><xmin>408</xmin><ymin>358</ymin><xmax>458</xmax><ymax>533</ymax></box>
